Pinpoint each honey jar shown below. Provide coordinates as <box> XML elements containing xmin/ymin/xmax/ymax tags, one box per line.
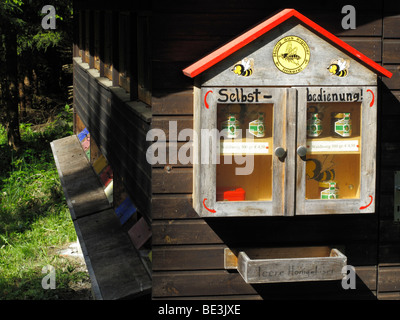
<box><xmin>307</xmin><ymin>113</ymin><xmax>322</xmax><ymax>137</ymax></box>
<box><xmin>320</xmin><ymin>181</ymin><xmax>339</xmax><ymax>199</ymax></box>
<box><xmin>249</xmin><ymin>112</ymin><xmax>265</xmax><ymax>138</ymax></box>
<box><xmin>332</xmin><ymin>112</ymin><xmax>352</xmax><ymax>137</ymax></box>
<box><xmin>221</xmin><ymin>114</ymin><xmax>241</xmax><ymax>138</ymax></box>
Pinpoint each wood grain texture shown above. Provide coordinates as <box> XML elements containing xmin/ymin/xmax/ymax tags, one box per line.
<box><xmin>152</xmin><ymin>245</ymin><xmax>226</xmax><ymax>270</ymax></box>
<box><xmin>152</xmin><ymin>215</ymin><xmax>377</xmax><ymax>246</ymax></box>
<box><xmin>152</xmin><ymin>194</ymin><xmax>198</xmax><ymax>219</ymax></box>
<box><xmin>152</xmin><ymin>220</ymin><xmax>222</xmax><ymax>245</ymax></box>
<box><xmin>152</xmin><ymin>91</ymin><xmax>193</xmax><ymax>115</ymax></box>
<box><xmin>51</xmin><ymin>135</ymin><xmax>151</xmax><ymax>300</ymax></box>
<box><xmin>152</xmin><ymin>270</ymin><xmax>257</xmax><ymax>298</ymax></box>
<box><xmin>152</xmin><ymin>167</ymin><xmax>193</xmax><ymax>194</ymax></box>
<box><xmin>378</xmin><ymin>266</ymin><xmax>400</xmax><ymax>292</ymax></box>
<box><xmin>74</xmin><ymin>61</ymin><xmax>152</xmax><ymax>219</ymax></box>
<box><xmin>51</xmin><ymin>136</ymin><xmax>111</xmax><ymax>220</ymax></box>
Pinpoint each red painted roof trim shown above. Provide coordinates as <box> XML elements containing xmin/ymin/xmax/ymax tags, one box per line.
<box><xmin>182</xmin><ymin>9</ymin><xmax>392</xmax><ymax>78</ymax></box>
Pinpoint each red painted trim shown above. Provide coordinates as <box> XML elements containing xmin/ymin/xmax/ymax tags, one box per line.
<box><xmin>367</xmin><ymin>89</ymin><xmax>375</xmax><ymax>107</ymax></box>
<box><xmin>182</xmin><ymin>9</ymin><xmax>392</xmax><ymax>79</ymax></box>
<box><xmin>204</xmin><ymin>90</ymin><xmax>213</xmax><ymax>109</ymax></box>
<box><xmin>203</xmin><ymin>198</ymin><xmax>216</xmax><ymax>213</ymax></box>
<box><xmin>292</xmin><ymin>10</ymin><xmax>392</xmax><ymax>78</ymax></box>
<box><xmin>359</xmin><ymin>195</ymin><xmax>373</xmax><ymax>210</ymax></box>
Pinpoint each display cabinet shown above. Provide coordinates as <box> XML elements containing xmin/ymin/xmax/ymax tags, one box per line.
<box><xmin>195</xmin><ymin>86</ymin><xmax>376</xmax><ymax>217</ymax></box>
<box><xmin>185</xmin><ymin>9</ymin><xmax>391</xmax><ymax>217</ymax></box>
<box><xmin>296</xmin><ymin>87</ymin><xmax>376</xmax><ymax>215</ymax></box>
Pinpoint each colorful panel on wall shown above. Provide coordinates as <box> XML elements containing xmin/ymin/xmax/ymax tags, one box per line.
<box><xmin>128</xmin><ymin>217</ymin><xmax>152</xmax><ymax>250</ymax></box>
<box><xmin>77</xmin><ymin>128</ymin><xmax>89</xmax><ymax>142</ymax></box>
<box><xmin>115</xmin><ymin>196</ymin><xmax>137</xmax><ymax>225</ymax></box>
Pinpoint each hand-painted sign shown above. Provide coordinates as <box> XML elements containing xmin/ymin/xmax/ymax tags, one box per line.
<box><xmin>214</xmin><ymin>88</ymin><xmax>272</xmax><ymax>104</ymax></box>
<box><xmin>306</xmin><ymin>88</ymin><xmax>363</xmax><ymax>102</ymax></box>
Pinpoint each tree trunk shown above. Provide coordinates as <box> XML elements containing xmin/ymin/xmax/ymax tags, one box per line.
<box><xmin>24</xmin><ymin>73</ymin><xmax>32</xmax><ymax>115</ymax></box>
<box><xmin>18</xmin><ymin>52</ymin><xmax>32</xmax><ymax>120</ymax></box>
<box><xmin>32</xmin><ymin>68</ymin><xmax>38</xmax><ymax>96</ymax></box>
<box><xmin>18</xmin><ymin>79</ymin><xmax>26</xmax><ymax>118</ymax></box>
<box><xmin>4</xmin><ymin>30</ymin><xmax>21</xmax><ymax>150</ymax></box>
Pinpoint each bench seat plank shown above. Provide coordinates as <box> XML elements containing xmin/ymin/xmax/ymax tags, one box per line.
<box><xmin>51</xmin><ymin>135</ymin><xmax>151</xmax><ymax>300</ymax></box>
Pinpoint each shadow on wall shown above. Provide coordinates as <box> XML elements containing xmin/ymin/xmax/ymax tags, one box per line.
<box><xmin>251</xmin><ymin>275</ymin><xmax>377</xmax><ymax>300</ymax></box>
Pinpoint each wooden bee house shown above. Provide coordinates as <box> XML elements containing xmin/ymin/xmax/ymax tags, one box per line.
<box><xmin>69</xmin><ymin>0</ymin><xmax>400</xmax><ymax>300</ymax></box>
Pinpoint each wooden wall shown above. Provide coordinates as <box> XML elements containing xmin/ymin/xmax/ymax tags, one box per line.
<box><xmin>73</xmin><ymin>0</ymin><xmax>400</xmax><ymax>299</ymax></box>
<box><xmin>377</xmin><ymin>1</ymin><xmax>400</xmax><ymax>300</ymax></box>
<box><xmin>73</xmin><ymin>59</ymin><xmax>152</xmax><ymax>221</ymax></box>
<box><xmin>149</xmin><ymin>0</ymin><xmax>392</xmax><ymax>300</ymax></box>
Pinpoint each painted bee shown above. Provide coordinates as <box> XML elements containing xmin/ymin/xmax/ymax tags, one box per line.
<box><xmin>280</xmin><ymin>42</ymin><xmax>301</xmax><ymax>65</ymax></box>
<box><xmin>306</xmin><ymin>155</ymin><xmax>335</xmax><ymax>182</ymax></box>
<box><xmin>328</xmin><ymin>58</ymin><xmax>350</xmax><ymax>77</ymax></box>
<box><xmin>232</xmin><ymin>58</ymin><xmax>254</xmax><ymax>77</ymax></box>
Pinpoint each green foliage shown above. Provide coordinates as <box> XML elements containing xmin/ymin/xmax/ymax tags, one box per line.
<box><xmin>16</xmin><ymin>1</ymin><xmax>73</xmax><ymax>54</ymax></box>
<box><xmin>0</xmin><ymin>0</ymin><xmax>23</xmax><ymax>15</ymax></box>
<box><xmin>18</xmin><ymin>31</ymin><xmax>62</xmax><ymax>54</ymax></box>
<box><xmin>0</xmin><ymin>1</ymin><xmax>25</xmax><ymax>34</ymax></box>
<box><xmin>0</xmin><ymin>106</ymin><xmax>90</xmax><ymax>300</ymax></box>
<box><xmin>0</xmin><ymin>105</ymin><xmax>73</xmax><ymax>234</ymax></box>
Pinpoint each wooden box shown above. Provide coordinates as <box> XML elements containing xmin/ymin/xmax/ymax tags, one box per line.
<box><xmin>188</xmin><ymin>10</ymin><xmax>393</xmax><ymax>217</ymax></box>
<box><xmin>236</xmin><ymin>246</ymin><xmax>347</xmax><ymax>284</ymax></box>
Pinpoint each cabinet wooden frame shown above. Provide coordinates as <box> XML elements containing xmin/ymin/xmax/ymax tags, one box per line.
<box><xmin>295</xmin><ymin>86</ymin><xmax>377</xmax><ymax>215</ymax></box>
<box><xmin>193</xmin><ymin>87</ymin><xmax>295</xmax><ymax>217</ymax></box>
<box><xmin>193</xmin><ymin>86</ymin><xmax>377</xmax><ymax>217</ymax></box>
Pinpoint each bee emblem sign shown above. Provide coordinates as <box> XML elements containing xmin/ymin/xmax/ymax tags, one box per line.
<box><xmin>273</xmin><ymin>36</ymin><xmax>310</xmax><ymax>74</ymax></box>
<box><xmin>232</xmin><ymin>58</ymin><xmax>254</xmax><ymax>77</ymax></box>
<box><xmin>328</xmin><ymin>58</ymin><xmax>350</xmax><ymax>77</ymax></box>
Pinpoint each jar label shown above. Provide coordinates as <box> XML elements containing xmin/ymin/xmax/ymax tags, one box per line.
<box><xmin>334</xmin><ymin>113</ymin><xmax>352</xmax><ymax>137</ymax></box>
<box><xmin>307</xmin><ymin>113</ymin><xmax>322</xmax><ymax>137</ymax></box>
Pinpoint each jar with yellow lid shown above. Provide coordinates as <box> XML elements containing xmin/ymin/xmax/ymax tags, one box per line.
<box><xmin>332</xmin><ymin>112</ymin><xmax>352</xmax><ymax>137</ymax></box>
<box><xmin>320</xmin><ymin>181</ymin><xmax>339</xmax><ymax>199</ymax></box>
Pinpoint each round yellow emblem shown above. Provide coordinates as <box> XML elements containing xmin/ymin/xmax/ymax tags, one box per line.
<box><xmin>272</xmin><ymin>36</ymin><xmax>310</xmax><ymax>74</ymax></box>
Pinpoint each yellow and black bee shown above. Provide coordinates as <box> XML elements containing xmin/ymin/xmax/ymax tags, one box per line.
<box><xmin>328</xmin><ymin>59</ymin><xmax>350</xmax><ymax>77</ymax></box>
<box><xmin>280</xmin><ymin>42</ymin><xmax>301</xmax><ymax>66</ymax></box>
<box><xmin>306</xmin><ymin>156</ymin><xmax>335</xmax><ymax>182</ymax></box>
<box><xmin>232</xmin><ymin>58</ymin><xmax>254</xmax><ymax>77</ymax></box>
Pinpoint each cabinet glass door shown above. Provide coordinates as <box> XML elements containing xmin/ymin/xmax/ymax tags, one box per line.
<box><xmin>296</xmin><ymin>87</ymin><xmax>377</xmax><ymax>215</ymax></box>
<box><xmin>216</xmin><ymin>103</ymin><xmax>274</xmax><ymax>202</ymax></box>
<box><xmin>305</xmin><ymin>103</ymin><xmax>361</xmax><ymax>200</ymax></box>
<box><xmin>197</xmin><ymin>87</ymin><xmax>292</xmax><ymax>217</ymax></box>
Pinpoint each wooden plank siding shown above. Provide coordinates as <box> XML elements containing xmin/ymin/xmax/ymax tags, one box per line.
<box><xmin>149</xmin><ymin>2</ymin><xmax>386</xmax><ymax>299</ymax></box>
<box><xmin>73</xmin><ymin>58</ymin><xmax>152</xmax><ymax>221</ymax></box>
<box><xmin>376</xmin><ymin>2</ymin><xmax>400</xmax><ymax>299</ymax></box>
<box><xmin>72</xmin><ymin>0</ymin><xmax>400</xmax><ymax>299</ymax></box>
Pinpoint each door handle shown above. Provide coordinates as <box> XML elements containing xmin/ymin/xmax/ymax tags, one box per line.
<box><xmin>297</xmin><ymin>146</ymin><xmax>307</xmax><ymax>157</ymax></box>
<box><xmin>274</xmin><ymin>147</ymin><xmax>286</xmax><ymax>159</ymax></box>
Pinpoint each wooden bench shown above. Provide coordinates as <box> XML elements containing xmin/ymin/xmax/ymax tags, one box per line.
<box><xmin>51</xmin><ymin>135</ymin><xmax>152</xmax><ymax>300</ymax></box>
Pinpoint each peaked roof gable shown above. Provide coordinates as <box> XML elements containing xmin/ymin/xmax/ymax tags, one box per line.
<box><xmin>183</xmin><ymin>9</ymin><xmax>392</xmax><ymax>79</ymax></box>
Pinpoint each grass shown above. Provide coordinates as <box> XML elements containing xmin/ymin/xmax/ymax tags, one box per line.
<box><xmin>0</xmin><ymin>105</ymin><xmax>92</xmax><ymax>300</ymax></box>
